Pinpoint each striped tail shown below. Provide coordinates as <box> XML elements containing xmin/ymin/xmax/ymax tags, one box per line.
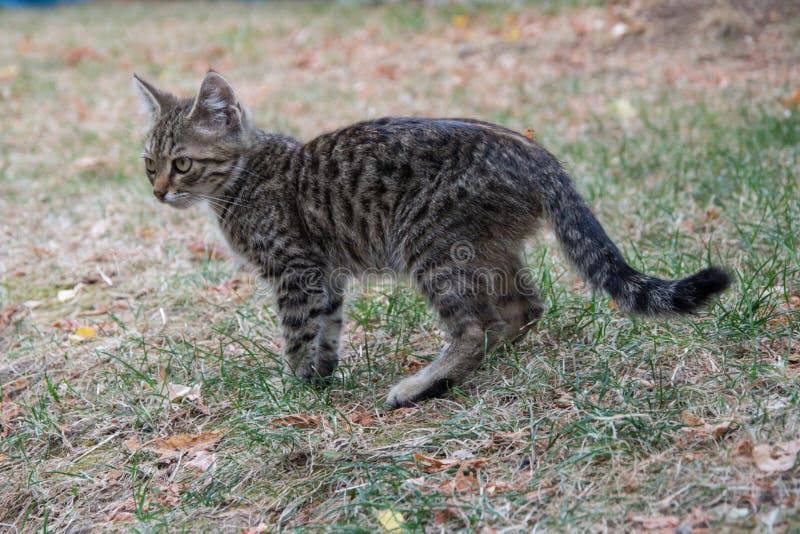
<box><xmin>538</xmin><ymin>163</ymin><xmax>730</xmax><ymax>316</ymax></box>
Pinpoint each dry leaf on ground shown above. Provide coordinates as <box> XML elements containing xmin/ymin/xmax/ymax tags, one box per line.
<box><xmin>752</xmin><ymin>440</ymin><xmax>800</xmax><ymax>472</ymax></box>
<box><xmin>186</xmin><ymin>450</ymin><xmax>218</xmax><ymax>473</ymax></box>
<box><xmin>166</xmin><ymin>383</ymin><xmax>201</xmax><ymax>403</ymax></box>
<box><xmin>679</xmin><ymin>410</ymin><xmax>737</xmax><ymax>440</ymax></box>
<box><xmin>732</xmin><ymin>438</ymin><xmax>753</xmax><ymax>458</ymax></box>
<box><xmin>345</xmin><ymin>407</ymin><xmax>374</xmax><ymax>427</ymax></box>
<box><xmin>1</xmin><ymin>305</ymin><xmax>22</xmax><ymax>328</ymax></box>
<box><xmin>57</xmin><ymin>283</ymin><xmax>84</xmax><ymax>303</ymax></box>
<box><xmin>376</xmin><ymin>508</ymin><xmax>406</xmax><ymax>533</ymax></box>
<box><xmin>627</xmin><ymin>514</ymin><xmax>681</xmax><ymax>530</ymax></box>
<box><xmin>74</xmin><ymin>325</ymin><xmax>97</xmax><ymax>339</ymax></box>
<box><xmin>270</xmin><ymin>413</ymin><xmax>321</xmax><ymax>429</ymax></box>
<box><xmin>125</xmin><ymin>431</ymin><xmax>224</xmax><ymax>460</ymax></box>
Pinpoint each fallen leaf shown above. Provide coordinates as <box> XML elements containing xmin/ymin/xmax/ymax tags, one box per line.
<box><xmin>139</xmin><ymin>431</ymin><xmax>223</xmax><ymax>460</ymax></box>
<box><xmin>399</xmin><ymin>353</ymin><xmax>429</xmax><ymax>374</ymax></box>
<box><xmin>680</xmin><ymin>411</ymin><xmax>737</xmax><ymax>440</ymax></box>
<box><xmin>186</xmin><ymin>450</ymin><xmax>218</xmax><ymax>472</ymax></box>
<box><xmin>376</xmin><ymin>508</ymin><xmax>406</xmax><ymax>533</ymax></box>
<box><xmin>57</xmin><ymin>283</ymin><xmax>84</xmax><ymax>303</ymax></box>
<box><xmin>70</xmin><ymin>324</ymin><xmax>98</xmax><ymax>343</ymax></box>
<box><xmin>271</xmin><ymin>413</ymin><xmax>321</xmax><ymax>429</ymax></box>
<box><xmin>346</xmin><ymin>407</ymin><xmax>374</xmax><ymax>427</ymax></box>
<box><xmin>412</xmin><ymin>453</ymin><xmax>461</xmax><ymax>473</ymax></box>
<box><xmin>74</xmin><ymin>325</ymin><xmax>96</xmax><ymax>339</ymax></box>
<box><xmin>523</xmin><ymin>128</ymin><xmax>535</xmax><ymax>141</ymax></box>
<box><xmin>411</xmin><ymin>454</ymin><xmax>492</xmax><ymax>495</ymax></box>
<box><xmin>627</xmin><ymin>514</ymin><xmax>681</xmax><ymax>530</ymax></box>
<box><xmin>752</xmin><ymin>440</ymin><xmax>800</xmax><ymax>472</ymax></box>
<box><xmin>436</xmin><ymin>468</ymin><xmax>478</xmax><ymax>495</ymax></box>
<box><xmin>1</xmin><ymin>402</ymin><xmax>24</xmax><ymax>437</ymax></box>
<box><xmin>732</xmin><ymin>438</ymin><xmax>753</xmax><ymax>458</ymax></box>
<box><xmin>155</xmin><ymin>431</ymin><xmax>221</xmax><ymax>452</ymax></box>
<box><xmin>166</xmin><ymin>383</ymin><xmax>201</xmax><ymax>403</ymax></box>
<box><xmin>0</xmin><ymin>305</ymin><xmax>22</xmax><ymax>328</ymax></box>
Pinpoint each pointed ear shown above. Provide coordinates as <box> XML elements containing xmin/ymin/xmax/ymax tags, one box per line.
<box><xmin>187</xmin><ymin>71</ymin><xmax>243</xmax><ymax>130</ymax></box>
<box><xmin>132</xmin><ymin>74</ymin><xmax>177</xmax><ymax>122</ymax></box>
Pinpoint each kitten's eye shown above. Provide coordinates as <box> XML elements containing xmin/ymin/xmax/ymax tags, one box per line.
<box><xmin>144</xmin><ymin>157</ymin><xmax>156</xmax><ymax>174</ymax></box>
<box><xmin>173</xmin><ymin>157</ymin><xmax>192</xmax><ymax>173</ymax></box>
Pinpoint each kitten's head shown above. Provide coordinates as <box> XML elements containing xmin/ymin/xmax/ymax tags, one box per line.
<box><xmin>133</xmin><ymin>71</ymin><xmax>255</xmax><ymax>209</ymax></box>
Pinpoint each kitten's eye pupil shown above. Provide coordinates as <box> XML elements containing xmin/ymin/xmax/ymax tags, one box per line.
<box><xmin>144</xmin><ymin>157</ymin><xmax>155</xmax><ymax>173</ymax></box>
<box><xmin>174</xmin><ymin>157</ymin><xmax>192</xmax><ymax>173</ymax></box>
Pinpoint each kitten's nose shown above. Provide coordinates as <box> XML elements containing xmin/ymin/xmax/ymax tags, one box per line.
<box><xmin>154</xmin><ymin>189</ymin><xmax>166</xmax><ymax>201</ymax></box>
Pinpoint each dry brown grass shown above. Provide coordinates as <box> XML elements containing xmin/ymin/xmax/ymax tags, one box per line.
<box><xmin>1</xmin><ymin>1</ymin><xmax>798</xmax><ymax>532</ymax></box>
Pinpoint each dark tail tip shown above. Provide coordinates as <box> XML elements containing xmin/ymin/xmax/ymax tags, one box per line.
<box><xmin>671</xmin><ymin>266</ymin><xmax>731</xmax><ymax>314</ymax></box>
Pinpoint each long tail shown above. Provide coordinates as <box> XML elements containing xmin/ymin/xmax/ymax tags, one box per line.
<box><xmin>537</xmin><ymin>161</ymin><xmax>730</xmax><ymax>316</ymax></box>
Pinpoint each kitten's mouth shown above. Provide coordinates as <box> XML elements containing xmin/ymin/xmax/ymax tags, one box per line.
<box><xmin>162</xmin><ymin>191</ymin><xmax>195</xmax><ymax>209</ymax></box>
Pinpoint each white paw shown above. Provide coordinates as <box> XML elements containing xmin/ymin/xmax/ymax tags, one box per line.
<box><xmin>386</xmin><ymin>373</ymin><xmax>451</xmax><ymax>409</ymax></box>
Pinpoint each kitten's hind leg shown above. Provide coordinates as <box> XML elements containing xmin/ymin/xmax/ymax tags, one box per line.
<box><xmin>495</xmin><ymin>264</ymin><xmax>544</xmax><ymax>343</ymax></box>
<box><xmin>387</xmin><ymin>266</ymin><xmax>506</xmax><ymax>408</ymax></box>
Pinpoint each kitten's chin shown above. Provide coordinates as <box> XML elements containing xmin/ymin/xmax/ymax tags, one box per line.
<box><xmin>163</xmin><ymin>192</ymin><xmax>196</xmax><ymax>210</ymax></box>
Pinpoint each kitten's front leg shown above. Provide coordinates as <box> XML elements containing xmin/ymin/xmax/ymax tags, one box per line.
<box><xmin>312</xmin><ymin>291</ymin><xmax>344</xmax><ymax>378</ymax></box>
<box><xmin>276</xmin><ymin>264</ymin><xmax>327</xmax><ymax>380</ymax></box>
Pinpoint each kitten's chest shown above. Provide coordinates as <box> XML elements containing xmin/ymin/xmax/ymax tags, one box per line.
<box><xmin>209</xmin><ymin>201</ymin><xmax>299</xmax><ymax>278</ymax></box>
<box><xmin>205</xmin><ymin>202</ymin><xmax>256</xmax><ymax>270</ymax></box>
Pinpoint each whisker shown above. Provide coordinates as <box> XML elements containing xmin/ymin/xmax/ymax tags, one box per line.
<box><xmin>190</xmin><ymin>194</ymin><xmax>250</xmax><ymax>215</ymax></box>
<box><xmin>191</xmin><ymin>193</ymin><xmax>249</xmax><ymax>208</ymax></box>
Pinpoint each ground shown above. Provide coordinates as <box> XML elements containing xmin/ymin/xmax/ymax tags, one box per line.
<box><xmin>0</xmin><ymin>0</ymin><xmax>799</xmax><ymax>532</ymax></box>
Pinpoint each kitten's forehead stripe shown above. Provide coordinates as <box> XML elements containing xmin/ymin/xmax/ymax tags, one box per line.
<box><xmin>138</xmin><ymin>77</ymin><xmax>729</xmax><ymax>407</ymax></box>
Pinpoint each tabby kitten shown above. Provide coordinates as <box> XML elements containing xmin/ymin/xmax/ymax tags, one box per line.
<box><xmin>134</xmin><ymin>71</ymin><xmax>730</xmax><ymax>408</ymax></box>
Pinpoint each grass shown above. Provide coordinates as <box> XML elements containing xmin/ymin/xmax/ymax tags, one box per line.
<box><xmin>1</xmin><ymin>0</ymin><xmax>799</xmax><ymax>532</ymax></box>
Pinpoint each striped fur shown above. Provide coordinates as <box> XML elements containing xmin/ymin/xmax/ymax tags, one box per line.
<box><xmin>134</xmin><ymin>72</ymin><xmax>730</xmax><ymax>408</ymax></box>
